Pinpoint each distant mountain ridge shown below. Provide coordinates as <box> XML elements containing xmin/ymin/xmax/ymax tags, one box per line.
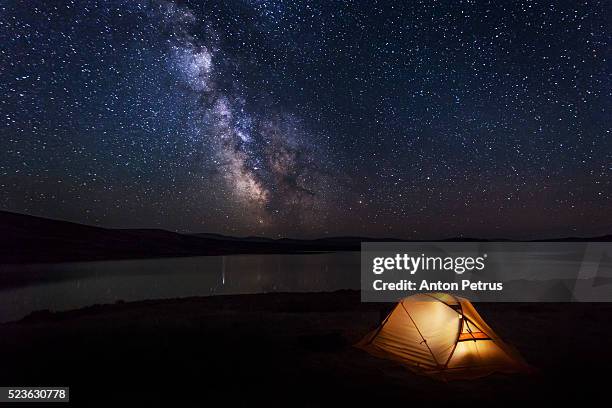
<box><xmin>1</xmin><ymin>211</ymin><xmax>610</xmax><ymax>264</ymax></box>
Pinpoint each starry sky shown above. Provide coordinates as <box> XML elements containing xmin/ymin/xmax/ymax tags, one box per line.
<box><xmin>1</xmin><ymin>0</ymin><xmax>610</xmax><ymax>239</ymax></box>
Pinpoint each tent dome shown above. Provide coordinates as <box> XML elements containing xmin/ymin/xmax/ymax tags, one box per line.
<box><xmin>357</xmin><ymin>293</ymin><xmax>530</xmax><ymax>380</ymax></box>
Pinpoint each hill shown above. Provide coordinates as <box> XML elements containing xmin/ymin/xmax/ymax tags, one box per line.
<box><xmin>0</xmin><ymin>211</ymin><xmax>609</xmax><ymax>264</ymax></box>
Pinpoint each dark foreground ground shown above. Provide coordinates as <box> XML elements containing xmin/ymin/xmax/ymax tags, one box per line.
<box><xmin>1</xmin><ymin>291</ymin><xmax>611</xmax><ymax>407</ymax></box>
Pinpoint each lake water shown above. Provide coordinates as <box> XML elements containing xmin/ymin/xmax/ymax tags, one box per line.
<box><xmin>2</xmin><ymin>247</ymin><xmax>611</xmax><ymax>322</ymax></box>
<box><xmin>0</xmin><ymin>253</ymin><xmax>360</xmax><ymax>323</ymax></box>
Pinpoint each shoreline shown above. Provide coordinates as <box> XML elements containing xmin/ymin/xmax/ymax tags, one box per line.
<box><xmin>1</xmin><ymin>290</ymin><xmax>610</xmax><ymax>405</ymax></box>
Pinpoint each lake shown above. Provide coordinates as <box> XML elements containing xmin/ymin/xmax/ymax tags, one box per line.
<box><xmin>2</xmin><ymin>246</ymin><xmax>611</xmax><ymax>322</ymax></box>
<box><xmin>0</xmin><ymin>253</ymin><xmax>360</xmax><ymax>323</ymax></box>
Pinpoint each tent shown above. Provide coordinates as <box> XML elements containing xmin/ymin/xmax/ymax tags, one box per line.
<box><xmin>356</xmin><ymin>293</ymin><xmax>530</xmax><ymax>380</ymax></box>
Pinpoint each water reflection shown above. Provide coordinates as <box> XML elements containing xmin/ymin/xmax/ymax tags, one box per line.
<box><xmin>0</xmin><ymin>253</ymin><xmax>360</xmax><ymax>322</ymax></box>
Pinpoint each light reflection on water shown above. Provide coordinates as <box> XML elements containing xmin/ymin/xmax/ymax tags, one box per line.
<box><xmin>0</xmin><ymin>253</ymin><xmax>360</xmax><ymax>323</ymax></box>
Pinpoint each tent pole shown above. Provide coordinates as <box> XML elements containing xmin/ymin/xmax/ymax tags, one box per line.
<box><xmin>400</xmin><ymin>301</ymin><xmax>441</xmax><ymax>367</ymax></box>
<box><xmin>366</xmin><ymin>302</ymin><xmax>400</xmax><ymax>345</ymax></box>
<box><xmin>443</xmin><ymin>298</ymin><xmax>464</xmax><ymax>369</ymax></box>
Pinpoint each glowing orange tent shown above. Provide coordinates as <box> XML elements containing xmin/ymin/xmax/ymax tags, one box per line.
<box><xmin>357</xmin><ymin>293</ymin><xmax>530</xmax><ymax>380</ymax></box>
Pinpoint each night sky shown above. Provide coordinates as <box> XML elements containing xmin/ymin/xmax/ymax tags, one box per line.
<box><xmin>1</xmin><ymin>0</ymin><xmax>610</xmax><ymax>239</ymax></box>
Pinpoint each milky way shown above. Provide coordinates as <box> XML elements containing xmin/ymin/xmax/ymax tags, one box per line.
<box><xmin>157</xmin><ymin>0</ymin><xmax>330</xmax><ymax>230</ymax></box>
<box><xmin>0</xmin><ymin>1</ymin><xmax>610</xmax><ymax>238</ymax></box>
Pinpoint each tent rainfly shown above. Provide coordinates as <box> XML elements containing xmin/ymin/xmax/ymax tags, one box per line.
<box><xmin>357</xmin><ymin>293</ymin><xmax>530</xmax><ymax>380</ymax></box>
